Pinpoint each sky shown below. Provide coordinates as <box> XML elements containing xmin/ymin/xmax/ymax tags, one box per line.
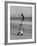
<box><xmin>10</xmin><ymin>6</ymin><xmax>32</xmax><ymax>17</ymax></box>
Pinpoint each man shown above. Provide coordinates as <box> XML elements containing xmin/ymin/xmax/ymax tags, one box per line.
<box><xmin>17</xmin><ymin>13</ymin><xmax>24</xmax><ymax>36</ymax></box>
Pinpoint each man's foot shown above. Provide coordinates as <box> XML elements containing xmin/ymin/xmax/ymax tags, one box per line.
<box><xmin>21</xmin><ymin>33</ymin><xmax>23</xmax><ymax>36</ymax></box>
<box><xmin>17</xmin><ymin>32</ymin><xmax>20</xmax><ymax>36</ymax></box>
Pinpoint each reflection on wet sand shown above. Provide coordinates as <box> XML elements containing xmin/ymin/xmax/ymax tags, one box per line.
<box><xmin>10</xmin><ymin>18</ymin><xmax>32</xmax><ymax>40</ymax></box>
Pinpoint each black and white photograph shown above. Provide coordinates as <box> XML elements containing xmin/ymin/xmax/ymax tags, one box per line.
<box><xmin>5</xmin><ymin>1</ymin><xmax>36</xmax><ymax>44</ymax></box>
<box><xmin>10</xmin><ymin>5</ymin><xmax>32</xmax><ymax>39</ymax></box>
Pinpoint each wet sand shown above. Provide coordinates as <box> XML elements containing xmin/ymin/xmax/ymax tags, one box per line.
<box><xmin>10</xmin><ymin>20</ymin><xmax>32</xmax><ymax>40</ymax></box>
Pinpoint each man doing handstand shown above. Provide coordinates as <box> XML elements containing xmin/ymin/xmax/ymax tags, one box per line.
<box><xmin>17</xmin><ymin>13</ymin><xmax>24</xmax><ymax>36</ymax></box>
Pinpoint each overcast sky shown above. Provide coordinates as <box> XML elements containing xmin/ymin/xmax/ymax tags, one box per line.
<box><xmin>10</xmin><ymin>6</ymin><xmax>32</xmax><ymax>17</ymax></box>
